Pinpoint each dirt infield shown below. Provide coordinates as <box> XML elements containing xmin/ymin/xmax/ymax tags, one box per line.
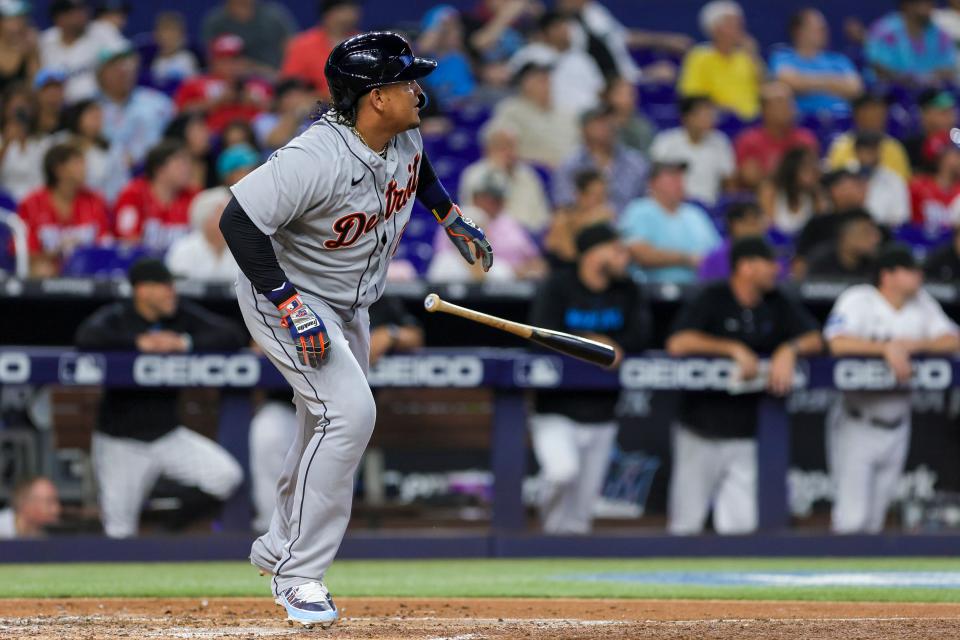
<box><xmin>2</xmin><ymin>597</ymin><xmax>960</xmax><ymax>639</ymax></box>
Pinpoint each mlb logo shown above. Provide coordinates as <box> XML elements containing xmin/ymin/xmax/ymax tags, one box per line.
<box><xmin>514</xmin><ymin>356</ymin><xmax>563</xmax><ymax>387</ymax></box>
<box><xmin>59</xmin><ymin>353</ymin><xmax>106</xmax><ymax>385</ymax></box>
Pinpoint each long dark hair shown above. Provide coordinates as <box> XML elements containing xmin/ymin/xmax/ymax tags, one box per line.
<box><xmin>62</xmin><ymin>99</ymin><xmax>109</xmax><ymax>150</ymax></box>
<box><xmin>774</xmin><ymin>146</ymin><xmax>814</xmax><ymax>210</ymax></box>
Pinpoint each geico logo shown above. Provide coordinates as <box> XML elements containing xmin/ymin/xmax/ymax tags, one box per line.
<box><xmin>0</xmin><ymin>352</ymin><xmax>30</xmax><ymax>384</ymax></box>
<box><xmin>133</xmin><ymin>354</ymin><xmax>260</xmax><ymax>386</ymax></box>
<box><xmin>834</xmin><ymin>359</ymin><xmax>952</xmax><ymax>390</ymax></box>
<box><xmin>368</xmin><ymin>355</ymin><xmax>484</xmax><ymax>387</ymax></box>
<box><xmin>619</xmin><ymin>358</ymin><xmax>736</xmax><ymax>390</ymax></box>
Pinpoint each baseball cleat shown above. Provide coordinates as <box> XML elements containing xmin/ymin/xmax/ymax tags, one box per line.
<box><xmin>278</xmin><ymin>581</ymin><xmax>338</xmax><ymax>628</ymax></box>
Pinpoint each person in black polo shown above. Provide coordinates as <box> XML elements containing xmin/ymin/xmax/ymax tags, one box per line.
<box><xmin>75</xmin><ymin>258</ymin><xmax>247</xmax><ymax>537</ymax></box>
<box><xmin>528</xmin><ymin>223</ymin><xmax>652</xmax><ymax>534</ymax></box>
<box><xmin>666</xmin><ymin>237</ymin><xmax>822</xmax><ymax>535</ymax></box>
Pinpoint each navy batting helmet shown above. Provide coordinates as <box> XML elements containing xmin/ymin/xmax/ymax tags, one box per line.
<box><xmin>324</xmin><ymin>32</ymin><xmax>437</xmax><ymax>113</ymax></box>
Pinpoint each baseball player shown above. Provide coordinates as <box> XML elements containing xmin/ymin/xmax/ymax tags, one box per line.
<box><xmin>219</xmin><ymin>32</ymin><xmax>493</xmax><ymax>627</ymax></box>
<box><xmin>824</xmin><ymin>244</ymin><xmax>960</xmax><ymax>533</ymax></box>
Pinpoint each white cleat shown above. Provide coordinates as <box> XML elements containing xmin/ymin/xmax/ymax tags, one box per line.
<box><xmin>278</xmin><ymin>581</ymin><xmax>338</xmax><ymax>629</ymax></box>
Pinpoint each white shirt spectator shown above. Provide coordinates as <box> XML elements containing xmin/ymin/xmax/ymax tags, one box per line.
<box><xmin>164</xmin><ymin>187</ymin><xmax>238</xmax><ymax>283</ymax></box>
<box><xmin>568</xmin><ymin>1</ymin><xmax>640</xmax><ymax>82</ymax></box>
<box><xmin>151</xmin><ymin>51</ymin><xmax>200</xmax><ymax>88</ymax></box>
<box><xmin>510</xmin><ymin>43</ymin><xmax>606</xmax><ymax>116</ymax></box>
<box><xmin>0</xmin><ymin>135</ymin><xmax>55</xmax><ymax>202</ymax></box>
<box><xmin>866</xmin><ymin>166</ymin><xmax>910</xmax><ymax>227</ymax></box>
<box><xmin>0</xmin><ymin>508</ymin><xmax>14</xmax><ymax>539</ymax></box>
<box><xmin>650</xmin><ymin>127</ymin><xmax>735</xmax><ymax>205</ymax></box>
<box><xmin>458</xmin><ymin>160</ymin><xmax>551</xmax><ymax>233</ymax></box>
<box><xmin>40</xmin><ymin>22</ymin><xmax>126</xmax><ymax>103</ymax></box>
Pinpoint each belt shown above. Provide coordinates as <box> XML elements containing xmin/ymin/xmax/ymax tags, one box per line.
<box><xmin>844</xmin><ymin>407</ymin><xmax>903</xmax><ymax>430</ymax></box>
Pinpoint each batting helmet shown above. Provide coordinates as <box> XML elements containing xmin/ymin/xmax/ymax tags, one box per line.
<box><xmin>324</xmin><ymin>31</ymin><xmax>437</xmax><ymax>113</ymax></box>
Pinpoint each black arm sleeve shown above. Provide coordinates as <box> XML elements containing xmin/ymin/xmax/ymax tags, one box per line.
<box><xmin>416</xmin><ymin>152</ymin><xmax>454</xmax><ymax>219</ymax></box>
<box><xmin>219</xmin><ymin>196</ymin><xmax>290</xmax><ymax>296</ymax></box>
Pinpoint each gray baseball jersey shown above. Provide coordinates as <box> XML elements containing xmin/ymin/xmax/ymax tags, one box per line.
<box><xmin>231</xmin><ymin>115</ymin><xmax>424</xmax><ymax>314</ymax></box>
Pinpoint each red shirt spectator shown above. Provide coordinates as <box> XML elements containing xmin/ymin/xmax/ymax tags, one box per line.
<box><xmin>734</xmin><ymin>80</ymin><xmax>818</xmax><ymax>189</ymax></box>
<box><xmin>909</xmin><ymin>131</ymin><xmax>960</xmax><ymax>229</ymax></box>
<box><xmin>174</xmin><ymin>34</ymin><xmax>272</xmax><ymax>132</ymax></box>
<box><xmin>114</xmin><ymin>141</ymin><xmax>198</xmax><ymax>251</ymax></box>
<box><xmin>17</xmin><ymin>143</ymin><xmax>110</xmax><ymax>277</ymax></box>
<box><xmin>280</xmin><ymin>1</ymin><xmax>361</xmax><ymax>95</ymax></box>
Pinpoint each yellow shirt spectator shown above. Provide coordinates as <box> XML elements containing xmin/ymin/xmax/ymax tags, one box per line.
<box><xmin>679</xmin><ymin>44</ymin><xmax>761</xmax><ymax>120</ymax></box>
<box><xmin>826</xmin><ymin>133</ymin><xmax>911</xmax><ymax>181</ymax></box>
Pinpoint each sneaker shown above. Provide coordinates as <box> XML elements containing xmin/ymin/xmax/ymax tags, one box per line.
<box><xmin>279</xmin><ymin>581</ymin><xmax>338</xmax><ymax>628</ymax></box>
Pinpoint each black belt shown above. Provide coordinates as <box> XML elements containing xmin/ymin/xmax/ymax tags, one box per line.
<box><xmin>845</xmin><ymin>407</ymin><xmax>903</xmax><ymax>429</ymax></box>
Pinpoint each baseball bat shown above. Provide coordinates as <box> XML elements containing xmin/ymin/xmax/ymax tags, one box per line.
<box><xmin>423</xmin><ymin>293</ymin><xmax>617</xmax><ymax>368</ymax></box>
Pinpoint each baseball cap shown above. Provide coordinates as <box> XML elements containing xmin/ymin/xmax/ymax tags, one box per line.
<box><xmin>217</xmin><ymin>144</ymin><xmax>260</xmax><ymax>180</ymax></box>
<box><xmin>97</xmin><ymin>40</ymin><xmax>135</xmax><ymax>69</ymax></box>
<box><xmin>473</xmin><ymin>169</ymin><xmax>508</xmax><ymax>200</ymax></box>
<box><xmin>821</xmin><ymin>164</ymin><xmax>865</xmax><ymax>188</ymax></box>
<box><xmin>729</xmin><ymin>236</ymin><xmax>775</xmax><ymax>269</ymax></box>
<box><xmin>511</xmin><ymin>60</ymin><xmax>552</xmax><ymax>85</ymax></box>
<box><xmin>0</xmin><ymin>0</ymin><xmax>31</xmax><ymax>17</ymax></box>
<box><xmin>94</xmin><ymin>0</ymin><xmax>129</xmax><ymax>16</ymax></box>
<box><xmin>210</xmin><ymin>34</ymin><xmax>245</xmax><ymax>59</ymax></box>
<box><xmin>649</xmin><ymin>159</ymin><xmax>689</xmax><ymax>177</ymax></box>
<box><xmin>575</xmin><ymin>222</ymin><xmax>619</xmax><ymax>256</ymax></box>
<box><xmin>918</xmin><ymin>88</ymin><xmax>956</xmax><ymax>111</ymax></box>
<box><xmin>49</xmin><ymin>0</ymin><xmax>86</xmax><ymax>17</ymax></box>
<box><xmin>33</xmin><ymin>68</ymin><xmax>66</xmax><ymax>89</ymax></box>
<box><xmin>129</xmin><ymin>258</ymin><xmax>173</xmax><ymax>285</ymax></box>
<box><xmin>874</xmin><ymin>243</ymin><xmax>918</xmax><ymax>275</ymax></box>
<box><xmin>422</xmin><ymin>4</ymin><xmax>458</xmax><ymax>32</ymax></box>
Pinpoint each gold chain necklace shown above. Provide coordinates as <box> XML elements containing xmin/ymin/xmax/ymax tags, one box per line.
<box><xmin>351</xmin><ymin>126</ymin><xmax>388</xmax><ymax>159</ymax></box>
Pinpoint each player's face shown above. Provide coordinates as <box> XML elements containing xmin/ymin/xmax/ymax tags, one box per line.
<box><xmin>375</xmin><ymin>80</ymin><xmax>424</xmax><ymax>131</ymax></box>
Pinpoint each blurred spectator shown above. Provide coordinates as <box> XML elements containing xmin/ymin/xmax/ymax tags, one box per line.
<box><xmin>924</xmin><ymin>227</ymin><xmax>960</xmax><ymax>279</ymax></box>
<box><xmin>619</xmin><ymin>161</ymin><xmax>722</xmax><ymax>283</ymax></box>
<box><xmin>733</xmin><ymin>81</ymin><xmax>818</xmax><ymax>191</ymax></box>
<box><xmin>488</xmin><ymin>61</ymin><xmax>579</xmax><ymax>168</ymax></box>
<box><xmin>904</xmin><ymin>88</ymin><xmax>958</xmax><ymax>173</ymax></box>
<box><xmin>0</xmin><ymin>82</ymin><xmax>55</xmax><ymax>201</ymax></box>
<box><xmin>827</xmin><ymin>93</ymin><xmax>911</xmax><ymax>181</ymax></box>
<box><xmin>281</xmin><ymin>0</ymin><xmax>360</xmax><ymax>96</ymax></box>
<box><xmin>221</xmin><ymin>119</ymin><xmax>259</xmax><ymax>152</ymax></box>
<box><xmin>650</xmin><ymin>95</ymin><xmax>734</xmax><ymax>206</ymax></box>
<box><xmin>149</xmin><ymin>12</ymin><xmax>200</xmax><ymax>90</ymax></box>
<box><xmin>114</xmin><ymin>140</ymin><xmax>198</xmax><ymax>251</ymax></box>
<box><xmin>0</xmin><ymin>476</ymin><xmax>61</xmax><ymax>539</ymax></box>
<box><xmin>252</xmin><ymin>78</ymin><xmax>314</xmax><ymax>153</ymax></box>
<box><xmin>933</xmin><ymin>0</ymin><xmax>960</xmax><ymax>44</ymax></box>
<box><xmin>39</xmin><ymin>0</ymin><xmax>125</xmax><ymax>103</ymax></box>
<box><xmin>605</xmin><ymin>77</ymin><xmax>655</xmax><ymax>155</ymax></box>
<box><xmin>543</xmin><ymin>168</ymin><xmax>613</xmax><ymax>266</ymax></box>
<box><xmin>557</xmin><ymin>0</ymin><xmax>691</xmax><ymax>83</ymax></box>
<box><xmin>202</xmin><ymin>0</ymin><xmax>297</xmax><ymax>71</ymax></box>
<box><xmin>18</xmin><ymin>142</ymin><xmax>110</xmax><ymax>277</ymax></box>
<box><xmin>667</xmin><ymin>236</ymin><xmax>822</xmax><ymax>535</ymax></box>
<box><xmin>175</xmin><ymin>34</ymin><xmax>273</xmax><ymax>133</ymax></box>
<box><xmin>76</xmin><ymin>258</ymin><xmax>245</xmax><ymax>538</ymax></box>
<box><xmin>510</xmin><ymin>11</ymin><xmax>605</xmax><ymax>116</ymax></box>
<box><xmin>698</xmin><ymin>200</ymin><xmax>775</xmax><ymax>281</ymax></box>
<box><xmin>97</xmin><ymin>42</ymin><xmax>175</xmax><ymax>174</ymax></box>
<box><xmin>806</xmin><ymin>209</ymin><xmax>882</xmax><ymax>279</ymax></box>
<box><xmin>758</xmin><ymin>146</ymin><xmax>825</xmax><ymax>236</ymax></box>
<box><xmin>769</xmin><ymin>8</ymin><xmax>862</xmax><ymax>117</ymax></box>
<box><xmin>825</xmin><ymin>245</ymin><xmax>960</xmax><ymax>533</ymax></box>
<box><xmin>865</xmin><ymin>0</ymin><xmax>955</xmax><ymax>88</ymax></box>
<box><xmin>250</xmin><ymin>294</ymin><xmax>423</xmax><ymax>532</ymax></box>
<box><xmin>59</xmin><ymin>98</ymin><xmax>128</xmax><ymax>203</ymax></box>
<box><xmin>164</xmin><ymin>113</ymin><xmax>215</xmax><ymax>190</ymax></box>
<box><xmin>458</xmin><ymin>119</ymin><xmax>551</xmax><ymax>233</ymax></box>
<box><xmin>529</xmin><ymin>223</ymin><xmax>650</xmax><ymax>535</ymax></box>
<box><xmin>553</xmin><ymin>105</ymin><xmax>648</xmax><ymax>215</ymax></box>
<box><xmin>34</xmin><ymin>68</ymin><xmax>66</xmax><ymax>135</ymax></box>
<box><xmin>165</xmin><ymin>186</ymin><xmax>237</xmax><ymax>282</ymax></box>
<box><xmin>679</xmin><ymin>0</ymin><xmax>763</xmax><ymax>121</ymax></box>
<box><xmin>417</xmin><ymin>6</ymin><xmax>476</xmax><ymax>109</ymax></box>
<box><xmin>216</xmin><ymin>143</ymin><xmax>259</xmax><ymax>186</ymax></box>
<box><xmin>462</xmin><ymin>0</ymin><xmax>538</xmax><ymax>90</ymax></box>
<box><xmin>429</xmin><ymin>171</ymin><xmax>544</xmax><ymax>282</ymax></box>
<box><xmin>855</xmin><ymin>131</ymin><xmax>910</xmax><ymax>227</ymax></box>
<box><xmin>909</xmin><ymin>130</ymin><xmax>960</xmax><ymax>230</ymax></box>
<box><xmin>795</xmin><ymin>167</ymin><xmax>869</xmax><ymax>263</ymax></box>
<box><xmin>0</xmin><ymin>1</ymin><xmax>39</xmax><ymax>95</ymax></box>
<box><xmin>93</xmin><ymin>0</ymin><xmax>129</xmax><ymax>34</ymax></box>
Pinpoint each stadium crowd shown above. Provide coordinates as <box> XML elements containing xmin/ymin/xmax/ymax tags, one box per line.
<box><xmin>3</xmin><ymin>0</ymin><xmax>960</xmax><ymax>538</ymax></box>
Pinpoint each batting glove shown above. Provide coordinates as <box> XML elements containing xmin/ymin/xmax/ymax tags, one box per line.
<box><xmin>268</xmin><ymin>284</ymin><xmax>331</xmax><ymax>368</ymax></box>
<box><xmin>439</xmin><ymin>204</ymin><xmax>494</xmax><ymax>272</ymax></box>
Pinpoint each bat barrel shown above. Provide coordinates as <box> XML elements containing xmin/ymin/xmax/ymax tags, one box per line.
<box><xmin>530</xmin><ymin>330</ymin><xmax>617</xmax><ymax>367</ymax></box>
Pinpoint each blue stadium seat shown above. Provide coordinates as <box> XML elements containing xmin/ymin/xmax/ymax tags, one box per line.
<box><xmin>61</xmin><ymin>246</ymin><xmax>156</xmax><ymax>277</ymax></box>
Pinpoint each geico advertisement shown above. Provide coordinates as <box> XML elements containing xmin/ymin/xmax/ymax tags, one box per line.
<box><xmin>0</xmin><ymin>352</ymin><xmax>30</xmax><ymax>383</ymax></box>
<box><xmin>133</xmin><ymin>354</ymin><xmax>261</xmax><ymax>387</ymax></box>
<box><xmin>367</xmin><ymin>355</ymin><xmax>484</xmax><ymax>387</ymax></box>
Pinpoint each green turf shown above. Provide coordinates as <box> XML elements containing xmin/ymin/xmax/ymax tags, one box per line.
<box><xmin>4</xmin><ymin>558</ymin><xmax>960</xmax><ymax>602</ymax></box>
